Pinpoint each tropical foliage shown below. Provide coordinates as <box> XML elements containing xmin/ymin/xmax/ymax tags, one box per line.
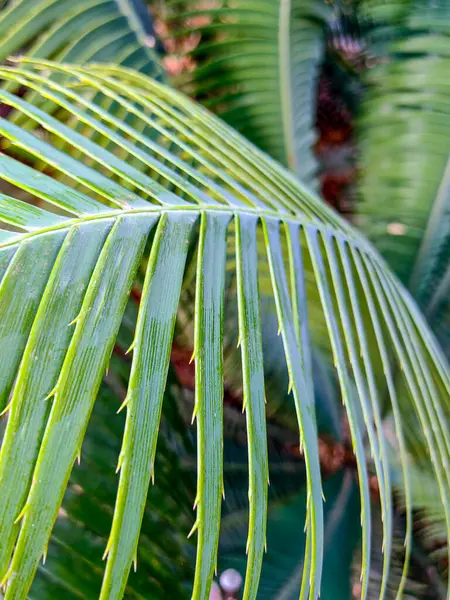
<box><xmin>357</xmin><ymin>0</ymin><xmax>450</xmax><ymax>358</ymax></box>
<box><xmin>0</xmin><ymin>1</ymin><xmax>448</xmax><ymax>599</ymax></box>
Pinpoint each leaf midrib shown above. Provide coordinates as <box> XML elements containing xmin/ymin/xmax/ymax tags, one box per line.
<box><xmin>279</xmin><ymin>0</ymin><xmax>295</xmax><ymax>171</ymax></box>
<box><xmin>0</xmin><ymin>204</ymin><xmax>373</xmax><ymax>255</ymax></box>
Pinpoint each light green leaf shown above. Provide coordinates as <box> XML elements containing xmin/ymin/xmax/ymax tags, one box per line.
<box><xmin>235</xmin><ymin>214</ymin><xmax>269</xmax><ymax>599</ymax></box>
<box><xmin>0</xmin><ymin>232</ymin><xmax>66</xmax><ymax>411</ymax></box>
<box><xmin>3</xmin><ymin>215</ymin><xmax>154</xmax><ymax>597</ymax></box>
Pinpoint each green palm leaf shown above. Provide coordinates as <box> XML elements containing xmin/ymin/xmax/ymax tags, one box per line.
<box><xmin>0</xmin><ymin>59</ymin><xmax>448</xmax><ymax>600</ymax></box>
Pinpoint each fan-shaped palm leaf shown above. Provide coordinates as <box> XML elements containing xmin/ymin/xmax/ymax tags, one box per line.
<box><xmin>0</xmin><ymin>59</ymin><xmax>448</xmax><ymax>600</ymax></box>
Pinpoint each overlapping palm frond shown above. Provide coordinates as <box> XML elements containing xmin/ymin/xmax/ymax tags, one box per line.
<box><xmin>0</xmin><ymin>59</ymin><xmax>448</xmax><ymax>600</ymax></box>
<box><xmin>368</xmin><ymin>454</ymin><xmax>449</xmax><ymax>600</ymax></box>
<box><xmin>162</xmin><ymin>0</ymin><xmax>331</xmax><ymax>186</ymax></box>
<box><xmin>357</xmin><ymin>1</ymin><xmax>450</xmax><ymax>355</ymax></box>
<box><xmin>0</xmin><ymin>0</ymin><xmax>162</xmax><ymax>74</ymax></box>
<box><xmin>0</xmin><ymin>0</ymin><xmax>163</xmax><ymax>144</ymax></box>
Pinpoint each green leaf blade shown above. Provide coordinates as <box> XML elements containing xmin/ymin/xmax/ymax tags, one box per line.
<box><xmin>263</xmin><ymin>216</ymin><xmax>323</xmax><ymax>600</ymax></box>
<box><xmin>235</xmin><ymin>213</ymin><xmax>269</xmax><ymax>600</ymax></box>
<box><xmin>323</xmin><ymin>234</ymin><xmax>393</xmax><ymax>599</ymax></box>
<box><xmin>192</xmin><ymin>211</ymin><xmax>230</xmax><ymax>600</ymax></box>
<box><xmin>304</xmin><ymin>225</ymin><xmax>371</xmax><ymax>600</ymax></box>
<box><xmin>0</xmin><ymin>192</ymin><xmax>67</xmax><ymax>230</ymax></box>
<box><xmin>350</xmin><ymin>246</ymin><xmax>413</xmax><ymax>596</ymax></box>
<box><xmin>0</xmin><ymin>153</ymin><xmax>108</xmax><ymax>216</ymax></box>
<box><xmin>100</xmin><ymin>211</ymin><xmax>197</xmax><ymax>599</ymax></box>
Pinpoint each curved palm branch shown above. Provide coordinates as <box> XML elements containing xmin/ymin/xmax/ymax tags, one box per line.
<box><xmin>163</xmin><ymin>0</ymin><xmax>330</xmax><ymax>185</ymax></box>
<box><xmin>0</xmin><ymin>0</ymin><xmax>163</xmax><ymax>139</ymax></box>
<box><xmin>0</xmin><ymin>60</ymin><xmax>448</xmax><ymax>600</ymax></box>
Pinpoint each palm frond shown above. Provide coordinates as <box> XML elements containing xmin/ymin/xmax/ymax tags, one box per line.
<box><xmin>163</xmin><ymin>0</ymin><xmax>331</xmax><ymax>185</ymax></box>
<box><xmin>0</xmin><ymin>59</ymin><xmax>448</xmax><ymax>600</ymax></box>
